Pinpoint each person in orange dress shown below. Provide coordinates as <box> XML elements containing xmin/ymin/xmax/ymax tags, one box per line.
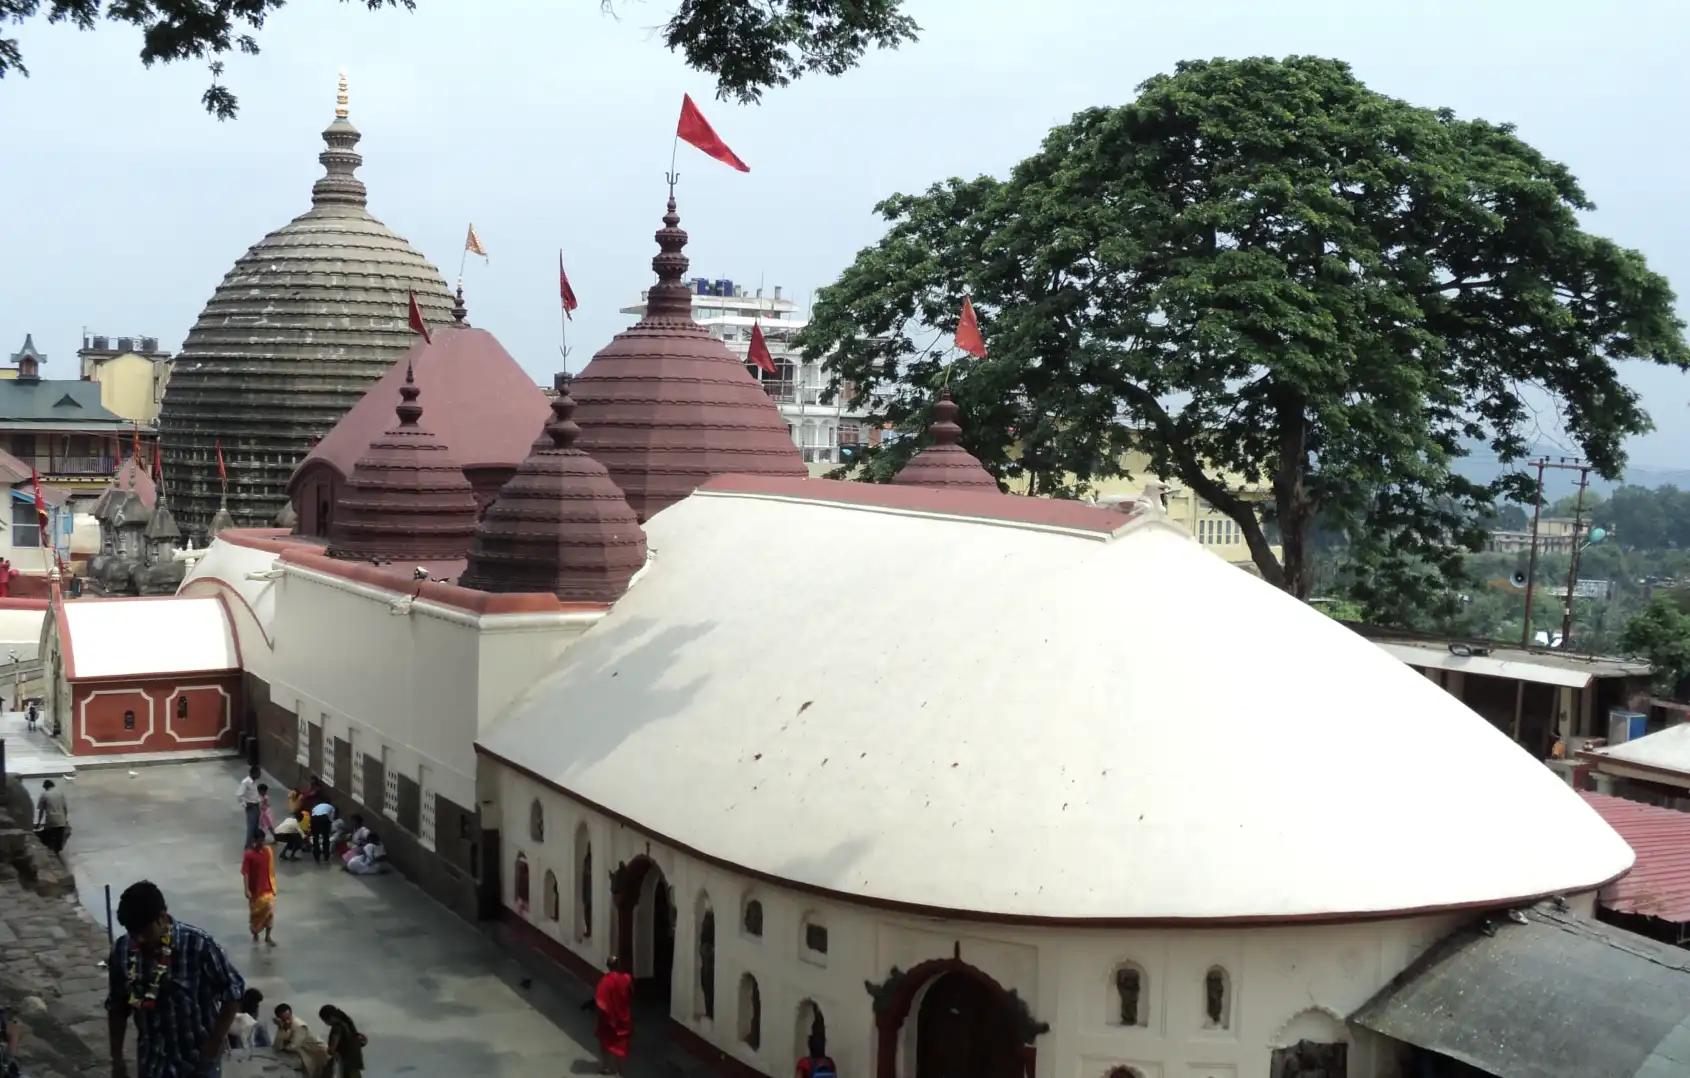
<box><xmin>593</xmin><ymin>955</ymin><xmax>633</xmax><ymax>1074</ymax></box>
<box><xmin>240</xmin><ymin>835</ymin><xmax>277</xmax><ymax>946</ymax></box>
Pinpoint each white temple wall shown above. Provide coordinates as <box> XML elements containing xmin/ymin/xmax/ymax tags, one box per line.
<box><xmin>489</xmin><ymin>762</ymin><xmax>1496</xmax><ymax>1078</ymax></box>
<box><xmin>273</xmin><ymin>565</ymin><xmax>593</xmax><ymax>814</ymax></box>
<box><xmin>177</xmin><ymin>537</ymin><xmax>279</xmax><ymax>685</ymax></box>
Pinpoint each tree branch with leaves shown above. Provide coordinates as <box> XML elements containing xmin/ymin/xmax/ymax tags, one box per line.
<box><xmin>801</xmin><ymin>55</ymin><xmax>1689</xmax><ymax>611</ymax></box>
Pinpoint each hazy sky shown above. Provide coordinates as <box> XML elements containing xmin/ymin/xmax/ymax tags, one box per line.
<box><xmin>4</xmin><ymin>1</ymin><xmax>1689</xmax><ymax>473</ymax></box>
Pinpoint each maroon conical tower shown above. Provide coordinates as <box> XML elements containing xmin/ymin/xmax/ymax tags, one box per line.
<box><xmin>460</xmin><ymin>376</ymin><xmax>648</xmax><ymax>601</ymax></box>
<box><xmin>570</xmin><ymin>195</ymin><xmax>805</xmax><ymax>521</ymax></box>
<box><xmin>891</xmin><ymin>390</ymin><xmax>1000</xmax><ymax>491</ymax></box>
<box><xmin>326</xmin><ymin>365</ymin><xmax>480</xmax><ymax>561</ymax></box>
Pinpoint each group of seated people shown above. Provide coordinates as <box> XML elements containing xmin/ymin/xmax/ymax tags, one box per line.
<box><xmin>227</xmin><ymin>988</ymin><xmax>365</xmax><ymax>1078</ymax></box>
<box><xmin>270</xmin><ymin>776</ymin><xmax>389</xmax><ymax>874</ymax></box>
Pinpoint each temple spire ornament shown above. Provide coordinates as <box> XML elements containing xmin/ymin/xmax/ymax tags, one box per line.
<box><xmin>566</xmin><ymin>195</ymin><xmax>805</xmax><ymax>521</ymax></box>
<box><xmin>891</xmin><ymin>389</ymin><xmax>999</xmax><ymax>491</ymax></box>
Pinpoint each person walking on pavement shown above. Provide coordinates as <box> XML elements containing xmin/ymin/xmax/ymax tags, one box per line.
<box><xmin>318</xmin><ymin>1005</ymin><xmax>364</xmax><ymax>1078</ymax></box>
<box><xmin>592</xmin><ymin>955</ymin><xmax>634</xmax><ymax>1075</ymax></box>
<box><xmin>35</xmin><ymin>777</ymin><xmax>69</xmax><ymax>855</ymax></box>
<box><xmin>106</xmin><ymin>879</ymin><xmax>246</xmax><ymax>1078</ymax></box>
<box><xmin>308</xmin><ymin>800</ymin><xmax>335</xmax><ymax>865</ymax></box>
<box><xmin>235</xmin><ymin>766</ymin><xmax>262</xmax><ymax>845</ymax></box>
<box><xmin>240</xmin><ymin>835</ymin><xmax>277</xmax><ymax>948</ymax></box>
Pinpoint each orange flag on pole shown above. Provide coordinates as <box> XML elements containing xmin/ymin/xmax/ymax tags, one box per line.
<box><xmin>676</xmin><ymin>94</ymin><xmax>750</xmax><ymax>172</ymax></box>
<box><xmin>559</xmin><ymin>252</ymin><xmax>579</xmax><ymax>320</ymax></box>
<box><xmin>215</xmin><ymin>438</ymin><xmax>228</xmax><ymax>484</ymax></box>
<box><xmin>955</xmin><ymin>296</ymin><xmax>987</xmax><ymax>359</ymax></box>
<box><xmin>747</xmin><ymin>321</ymin><xmax>776</xmax><ymax>375</ymax></box>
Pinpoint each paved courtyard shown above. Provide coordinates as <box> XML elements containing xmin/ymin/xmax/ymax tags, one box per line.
<box><xmin>28</xmin><ymin>759</ymin><xmax>673</xmax><ymax>1077</ymax></box>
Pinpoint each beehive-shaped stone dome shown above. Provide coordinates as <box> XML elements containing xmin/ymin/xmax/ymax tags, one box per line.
<box><xmin>326</xmin><ymin>366</ymin><xmax>479</xmax><ymax>563</ymax></box>
<box><xmin>891</xmin><ymin>390</ymin><xmax>999</xmax><ymax>491</ymax></box>
<box><xmin>460</xmin><ymin>377</ymin><xmax>647</xmax><ymax>602</ymax></box>
<box><xmin>569</xmin><ymin>195</ymin><xmax>804</xmax><ymax>521</ymax></box>
<box><xmin>159</xmin><ymin>75</ymin><xmax>453</xmax><ymax>536</ymax></box>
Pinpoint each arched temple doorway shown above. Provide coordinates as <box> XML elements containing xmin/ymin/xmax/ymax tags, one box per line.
<box><xmin>871</xmin><ymin>958</ymin><xmax>1041</xmax><ymax>1078</ymax></box>
<box><xmin>613</xmin><ymin>856</ymin><xmax>676</xmax><ymax>1005</ymax></box>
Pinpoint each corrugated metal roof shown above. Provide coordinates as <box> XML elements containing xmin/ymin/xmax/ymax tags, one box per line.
<box><xmin>1352</xmin><ymin>902</ymin><xmax>1690</xmax><ymax>1078</ymax></box>
<box><xmin>1582</xmin><ymin>792</ymin><xmax>1690</xmax><ymax>923</ymax></box>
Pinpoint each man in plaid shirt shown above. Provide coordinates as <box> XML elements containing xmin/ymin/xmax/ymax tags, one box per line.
<box><xmin>105</xmin><ymin>881</ymin><xmax>244</xmax><ymax>1078</ymax></box>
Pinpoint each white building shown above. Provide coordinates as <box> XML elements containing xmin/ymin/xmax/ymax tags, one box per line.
<box><xmin>620</xmin><ymin>278</ymin><xmax>876</xmax><ymax>466</ymax></box>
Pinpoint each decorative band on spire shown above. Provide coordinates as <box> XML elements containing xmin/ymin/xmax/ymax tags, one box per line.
<box><xmin>313</xmin><ymin>70</ymin><xmax>366</xmax><ymax>208</ymax></box>
<box><xmin>891</xmin><ymin>389</ymin><xmax>1000</xmax><ymax>491</ymax></box>
<box><xmin>644</xmin><ymin>196</ymin><xmax>694</xmax><ymax>319</ymax></box>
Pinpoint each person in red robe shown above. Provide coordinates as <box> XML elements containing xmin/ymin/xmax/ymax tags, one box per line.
<box><xmin>0</xmin><ymin>559</ymin><xmax>15</xmax><ymax>598</ymax></box>
<box><xmin>593</xmin><ymin>955</ymin><xmax>633</xmax><ymax>1074</ymax></box>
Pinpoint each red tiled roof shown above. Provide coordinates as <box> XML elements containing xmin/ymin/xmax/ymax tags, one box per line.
<box><xmin>289</xmin><ymin>323</ymin><xmax>551</xmax><ymax>489</ymax></box>
<box><xmin>1581</xmin><ymin>792</ymin><xmax>1690</xmax><ymax>922</ymax></box>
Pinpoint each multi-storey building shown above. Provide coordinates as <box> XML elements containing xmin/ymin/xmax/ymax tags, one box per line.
<box><xmin>76</xmin><ymin>332</ymin><xmax>174</xmax><ymax>428</ymax></box>
<box><xmin>620</xmin><ymin>278</ymin><xmax>877</xmax><ymax>466</ymax></box>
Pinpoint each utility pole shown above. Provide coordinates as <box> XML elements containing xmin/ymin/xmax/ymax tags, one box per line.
<box><xmin>1519</xmin><ymin>457</ymin><xmax>1589</xmax><ymax>649</ymax></box>
<box><xmin>1520</xmin><ymin>458</ymin><xmax>1547</xmax><ymax>647</ymax></box>
<box><xmin>1560</xmin><ymin>464</ymin><xmax>1594</xmax><ymax>649</ymax></box>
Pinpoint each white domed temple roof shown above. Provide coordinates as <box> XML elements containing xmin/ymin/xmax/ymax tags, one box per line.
<box><xmin>479</xmin><ymin>477</ymin><xmax>1632</xmax><ymax>922</ymax></box>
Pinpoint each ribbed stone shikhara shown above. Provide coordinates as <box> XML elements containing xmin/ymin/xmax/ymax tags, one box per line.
<box><xmin>569</xmin><ymin>195</ymin><xmax>805</xmax><ymax>522</ymax></box>
<box><xmin>460</xmin><ymin>377</ymin><xmax>647</xmax><ymax>602</ymax></box>
<box><xmin>326</xmin><ymin>366</ymin><xmax>479</xmax><ymax>564</ymax></box>
<box><xmin>159</xmin><ymin>75</ymin><xmax>453</xmax><ymax>536</ymax></box>
<box><xmin>891</xmin><ymin>390</ymin><xmax>1000</xmax><ymax>491</ymax></box>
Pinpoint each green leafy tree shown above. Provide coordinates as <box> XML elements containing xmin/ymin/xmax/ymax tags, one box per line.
<box><xmin>802</xmin><ymin>56</ymin><xmax>1689</xmax><ymax>606</ymax></box>
<box><xmin>1620</xmin><ymin>596</ymin><xmax>1690</xmax><ymax>695</ymax></box>
<box><xmin>0</xmin><ymin>0</ymin><xmax>916</xmax><ymax>118</ymax></box>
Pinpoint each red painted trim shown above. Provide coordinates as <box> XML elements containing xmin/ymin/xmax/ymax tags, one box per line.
<box><xmin>70</xmin><ymin>666</ymin><xmax>240</xmax><ymax>687</ymax></box>
<box><xmin>279</xmin><ymin>548</ymin><xmax>608</xmax><ymax>616</ymax></box>
<box><xmin>216</xmin><ymin>528</ymin><xmax>310</xmax><ymax>555</ymax></box>
<box><xmin>179</xmin><ymin>576</ymin><xmax>275</xmax><ymax>648</ymax></box>
<box><xmin>478</xmin><ymin>743</ymin><xmax>1625</xmax><ymax>928</ymax></box>
<box><xmin>0</xmin><ymin>598</ymin><xmax>50</xmax><ymax>611</ymax></box>
<box><xmin>697</xmin><ymin>474</ymin><xmax>1135</xmax><ymax>535</ymax></box>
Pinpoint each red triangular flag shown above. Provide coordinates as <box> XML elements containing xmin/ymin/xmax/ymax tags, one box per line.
<box><xmin>677</xmin><ymin>94</ymin><xmax>750</xmax><ymax>172</ymax></box>
<box><xmin>955</xmin><ymin>296</ymin><xmax>987</xmax><ymax>359</ymax></box>
<box><xmin>747</xmin><ymin>321</ymin><xmax>776</xmax><ymax>375</ymax></box>
<box><xmin>559</xmin><ymin>252</ymin><xmax>579</xmax><ymax>320</ymax></box>
<box><xmin>215</xmin><ymin>438</ymin><xmax>227</xmax><ymax>484</ymax></box>
<box><xmin>151</xmin><ymin>442</ymin><xmax>162</xmax><ymax>481</ymax></box>
<box><xmin>407</xmin><ymin>291</ymin><xmax>432</xmax><ymax>344</ymax></box>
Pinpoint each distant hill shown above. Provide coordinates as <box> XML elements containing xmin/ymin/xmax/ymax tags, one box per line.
<box><xmin>1454</xmin><ymin>450</ymin><xmax>1690</xmax><ymax>501</ymax></box>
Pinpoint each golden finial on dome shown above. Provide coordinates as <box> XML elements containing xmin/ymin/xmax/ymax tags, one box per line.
<box><xmin>335</xmin><ymin>69</ymin><xmax>349</xmax><ymax>119</ymax></box>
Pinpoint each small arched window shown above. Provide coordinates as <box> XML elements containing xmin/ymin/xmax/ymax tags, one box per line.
<box><xmin>175</xmin><ymin>696</ymin><xmax>189</xmax><ymax>719</ymax></box>
<box><xmin>122</xmin><ymin>709</ymin><xmax>136</xmax><ymax>730</ymax></box>
<box><xmin>1105</xmin><ymin>1067</ymin><xmax>1145</xmax><ymax>1078</ymax></box>
<box><xmin>738</xmin><ymin>973</ymin><xmax>761</xmax><ymax>1050</ymax></box>
<box><xmin>575</xmin><ymin>823</ymin><xmax>592</xmax><ymax>940</ymax></box>
<box><xmin>513</xmin><ymin>853</ymin><xmax>530</xmax><ymax>915</ymax></box>
<box><xmin>1112</xmin><ymin>962</ymin><xmax>1147</xmax><ymax>1027</ymax></box>
<box><xmin>543</xmin><ymin>869</ymin><xmax>560</xmax><ymax>922</ymax></box>
<box><xmin>1203</xmin><ymin>966</ymin><xmax>1230</xmax><ymax>1029</ymax></box>
<box><xmin>742</xmin><ymin>897</ymin><xmax>764</xmax><ymax>938</ymax></box>
<box><xmin>529</xmin><ymin>798</ymin><xmax>545</xmax><ymax>843</ymax></box>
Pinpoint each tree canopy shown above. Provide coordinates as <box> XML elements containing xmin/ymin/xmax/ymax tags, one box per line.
<box><xmin>801</xmin><ymin>55</ymin><xmax>1689</xmax><ymax>606</ymax></box>
<box><xmin>1621</xmin><ymin>596</ymin><xmax>1690</xmax><ymax>696</ymax></box>
<box><xmin>0</xmin><ymin>0</ymin><xmax>917</xmax><ymax>118</ymax></box>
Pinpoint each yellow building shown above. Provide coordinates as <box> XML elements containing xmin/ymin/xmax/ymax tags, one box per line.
<box><xmin>76</xmin><ymin>334</ymin><xmax>173</xmax><ymax>427</ymax></box>
<box><xmin>1013</xmin><ymin>450</ymin><xmax>1283</xmax><ymax>570</ymax></box>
